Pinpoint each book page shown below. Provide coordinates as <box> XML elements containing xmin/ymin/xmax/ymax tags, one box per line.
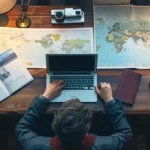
<box><xmin>0</xmin><ymin>49</ymin><xmax>33</xmax><ymax>94</ymax></box>
<box><xmin>0</xmin><ymin>80</ymin><xmax>9</xmax><ymax>101</ymax></box>
<box><xmin>93</xmin><ymin>0</ymin><xmax>130</xmax><ymax>5</ymax></box>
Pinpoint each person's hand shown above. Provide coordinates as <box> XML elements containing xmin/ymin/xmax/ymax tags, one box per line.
<box><xmin>94</xmin><ymin>82</ymin><xmax>113</xmax><ymax>103</ymax></box>
<box><xmin>43</xmin><ymin>80</ymin><xmax>66</xmax><ymax>100</ymax></box>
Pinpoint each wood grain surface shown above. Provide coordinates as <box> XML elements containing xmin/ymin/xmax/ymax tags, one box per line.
<box><xmin>0</xmin><ymin>5</ymin><xmax>150</xmax><ymax>114</ymax></box>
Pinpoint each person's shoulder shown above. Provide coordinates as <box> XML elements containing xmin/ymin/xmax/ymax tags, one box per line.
<box><xmin>91</xmin><ymin>134</ymin><xmax>111</xmax><ymax>150</ymax></box>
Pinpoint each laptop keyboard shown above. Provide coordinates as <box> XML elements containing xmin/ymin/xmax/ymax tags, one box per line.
<box><xmin>50</xmin><ymin>75</ymin><xmax>94</xmax><ymax>90</ymax></box>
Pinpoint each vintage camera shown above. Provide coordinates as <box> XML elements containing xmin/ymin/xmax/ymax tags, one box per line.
<box><xmin>51</xmin><ymin>8</ymin><xmax>85</xmax><ymax>24</ymax></box>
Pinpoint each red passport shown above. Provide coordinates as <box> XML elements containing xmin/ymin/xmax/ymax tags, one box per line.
<box><xmin>114</xmin><ymin>69</ymin><xmax>142</xmax><ymax>105</ymax></box>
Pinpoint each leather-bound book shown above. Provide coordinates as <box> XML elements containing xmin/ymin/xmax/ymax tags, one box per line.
<box><xmin>114</xmin><ymin>69</ymin><xmax>142</xmax><ymax>105</ymax></box>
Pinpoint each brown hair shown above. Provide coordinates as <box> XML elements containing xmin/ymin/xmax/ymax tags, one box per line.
<box><xmin>52</xmin><ymin>99</ymin><xmax>92</xmax><ymax>149</ymax></box>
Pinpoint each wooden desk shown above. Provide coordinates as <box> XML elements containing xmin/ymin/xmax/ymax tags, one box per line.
<box><xmin>0</xmin><ymin>5</ymin><xmax>150</xmax><ymax>115</ymax></box>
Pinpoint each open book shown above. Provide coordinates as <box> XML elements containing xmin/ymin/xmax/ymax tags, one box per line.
<box><xmin>0</xmin><ymin>49</ymin><xmax>33</xmax><ymax>101</ymax></box>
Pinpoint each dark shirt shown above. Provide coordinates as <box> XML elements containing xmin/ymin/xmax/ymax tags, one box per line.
<box><xmin>16</xmin><ymin>97</ymin><xmax>132</xmax><ymax>150</ymax></box>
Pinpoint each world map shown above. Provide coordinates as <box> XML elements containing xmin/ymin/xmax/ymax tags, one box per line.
<box><xmin>0</xmin><ymin>28</ymin><xmax>94</xmax><ymax>68</ymax></box>
<box><xmin>94</xmin><ymin>5</ymin><xmax>150</xmax><ymax>68</ymax></box>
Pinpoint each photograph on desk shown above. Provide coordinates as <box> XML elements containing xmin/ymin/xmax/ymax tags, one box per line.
<box><xmin>94</xmin><ymin>5</ymin><xmax>150</xmax><ymax>68</ymax></box>
<box><xmin>0</xmin><ymin>49</ymin><xmax>33</xmax><ymax>102</ymax></box>
<box><xmin>0</xmin><ymin>27</ymin><xmax>94</xmax><ymax>68</ymax></box>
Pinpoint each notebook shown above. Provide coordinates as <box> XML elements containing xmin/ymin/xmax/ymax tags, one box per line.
<box><xmin>46</xmin><ymin>54</ymin><xmax>98</xmax><ymax>102</ymax></box>
<box><xmin>114</xmin><ymin>69</ymin><xmax>142</xmax><ymax>105</ymax></box>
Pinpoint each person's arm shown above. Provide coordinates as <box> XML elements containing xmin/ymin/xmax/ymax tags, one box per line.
<box><xmin>16</xmin><ymin>80</ymin><xmax>65</xmax><ymax>150</ymax></box>
<box><xmin>16</xmin><ymin>96</ymin><xmax>51</xmax><ymax>150</ymax></box>
<box><xmin>94</xmin><ymin>82</ymin><xmax>132</xmax><ymax>150</ymax></box>
<box><xmin>105</xmin><ymin>99</ymin><xmax>132</xmax><ymax>150</ymax></box>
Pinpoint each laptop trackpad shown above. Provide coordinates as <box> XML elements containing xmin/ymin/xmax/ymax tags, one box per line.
<box><xmin>65</xmin><ymin>91</ymin><xmax>79</xmax><ymax>100</ymax></box>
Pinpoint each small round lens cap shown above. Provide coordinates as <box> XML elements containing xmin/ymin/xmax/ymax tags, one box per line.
<box><xmin>55</xmin><ymin>11</ymin><xmax>64</xmax><ymax>20</ymax></box>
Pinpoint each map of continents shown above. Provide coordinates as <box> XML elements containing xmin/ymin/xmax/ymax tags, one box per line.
<box><xmin>0</xmin><ymin>28</ymin><xmax>94</xmax><ymax>68</ymax></box>
<box><xmin>35</xmin><ymin>34</ymin><xmax>90</xmax><ymax>53</ymax></box>
<box><xmin>94</xmin><ymin>5</ymin><xmax>150</xmax><ymax>68</ymax></box>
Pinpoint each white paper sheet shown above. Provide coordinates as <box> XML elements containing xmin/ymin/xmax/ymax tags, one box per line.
<box><xmin>0</xmin><ymin>27</ymin><xmax>95</xmax><ymax>68</ymax></box>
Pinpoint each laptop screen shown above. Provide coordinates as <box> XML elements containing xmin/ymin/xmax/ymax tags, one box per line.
<box><xmin>46</xmin><ymin>54</ymin><xmax>97</xmax><ymax>72</ymax></box>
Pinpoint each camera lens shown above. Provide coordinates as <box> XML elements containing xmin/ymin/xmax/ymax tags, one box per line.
<box><xmin>75</xmin><ymin>10</ymin><xmax>81</xmax><ymax>15</ymax></box>
<box><xmin>56</xmin><ymin>12</ymin><xmax>63</xmax><ymax>19</ymax></box>
<box><xmin>55</xmin><ymin>11</ymin><xmax>65</xmax><ymax>22</ymax></box>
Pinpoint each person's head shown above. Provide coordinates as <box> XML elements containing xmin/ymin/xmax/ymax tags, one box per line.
<box><xmin>52</xmin><ymin>99</ymin><xmax>92</xmax><ymax>149</ymax></box>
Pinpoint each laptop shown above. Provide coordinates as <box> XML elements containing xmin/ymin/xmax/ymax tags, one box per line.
<box><xmin>46</xmin><ymin>54</ymin><xmax>98</xmax><ymax>102</ymax></box>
